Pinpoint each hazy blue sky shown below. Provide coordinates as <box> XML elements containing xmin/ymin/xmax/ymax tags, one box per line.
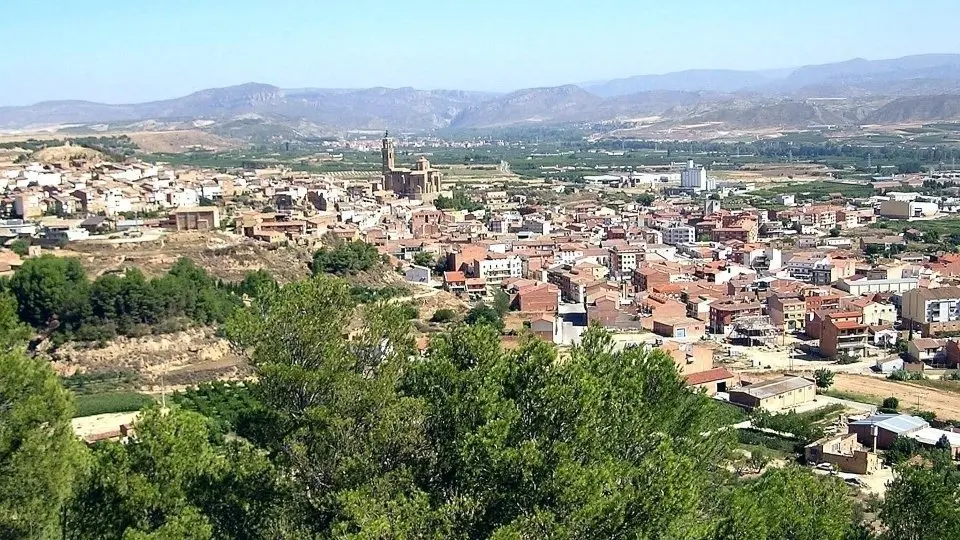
<box><xmin>2</xmin><ymin>0</ymin><xmax>957</xmax><ymax>105</ymax></box>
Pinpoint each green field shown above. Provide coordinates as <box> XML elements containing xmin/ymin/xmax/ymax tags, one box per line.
<box><xmin>73</xmin><ymin>392</ymin><xmax>155</xmax><ymax>418</ymax></box>
<box><xmin>747</xmin><ymin>181</ymin><xmax>876</xmax><ymax>202</ymax></box>
<box><xmin>872</xmin><ymin>217</ymin><xmax>960</xmax><ymax>238</ymax></box>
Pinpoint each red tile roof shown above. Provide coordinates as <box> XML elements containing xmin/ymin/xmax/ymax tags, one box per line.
<box><xmin>685</xmin><ymin>367</ymin><xmax>735</xmax><ymax>386</ymax></box>
<box><xmin>444</xmin><ymin>271</ymin><xmax>466</xmax><ymax>282</ymax></box>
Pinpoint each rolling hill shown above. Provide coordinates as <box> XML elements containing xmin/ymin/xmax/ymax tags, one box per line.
<box><xmin>3</xmin><ymin>54</ymin><xmax>960</xmax><ymax>136</ymax></box>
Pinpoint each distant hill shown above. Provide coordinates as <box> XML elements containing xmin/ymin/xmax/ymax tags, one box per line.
<box><xmin>449</xmin><ymin>86</ymin><xmax>604</xmax><ymax>128</ymax></box>
<box><xmin>587</xmin><ymin>54</ymin><xmax>960</xmax><ymax>98</ymax></box>
<box><xmin>3</xmin><ymin>54</ymin><xmax>960</xmax><ymax>136</ymax></box>
<box><xmin>586</xmin><ymin>70</ymin><xmax>773</xmax><ymax>97</ymax></box>
<box><xmin>680</xmin><ymin>99</ymin><xmax>869</xmax><ymax>129</ymax></box>
<box><xmin>0</xmin><ymin>84</ymin><xmax>492</xmax><ymax>133</ymax></box>
<box><xmin>865</xmin><ymin>95</ymin><xmax>960</xmax><ymax>124</ymax></box>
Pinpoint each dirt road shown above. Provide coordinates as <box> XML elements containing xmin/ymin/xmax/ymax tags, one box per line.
<box><xmin>832</xmin><ymin>374</ymin><xmax>960</xmax><ymax>420</ymax></box>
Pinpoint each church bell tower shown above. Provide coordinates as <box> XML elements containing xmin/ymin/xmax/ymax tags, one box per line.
<box><xmin>381</xmin><ymin>130</ymin><xmax>395</xmax><ymax>175</ymax></box>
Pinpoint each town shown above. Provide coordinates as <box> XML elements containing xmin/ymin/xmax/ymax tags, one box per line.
<box><xmin>7</xmin><ymin>129</ymin><xmax>960</xmax><ymax>535</ymax></box>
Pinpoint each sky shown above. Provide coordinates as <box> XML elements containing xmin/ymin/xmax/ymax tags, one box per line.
<box><xmin>1</xmin><ymin>0</ymin><xmax>958</xmax><ymax>105</ymax></box>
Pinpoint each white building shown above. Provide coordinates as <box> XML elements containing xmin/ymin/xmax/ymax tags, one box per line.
<box><xmin>835</xmin><ymin>277</ymin><xmax>919</xmax><ymax>295</ymax></box>
<box><xmin>474</xmin><ymin>255</ymin><xmax>522</xmax><ymax>284</ymax></box>
<box><xmin>404</xmin><ymin>264</ymin><xmax>435</xmax><ymax>286</ymax></box>
<box><xmin>662</xmin><ymin>225</ymin><xmax>696</xmax><ymax>246</ymax></box>
<box><xmin>680</xmin><ymin>160</ymin><xmax>708</xmax><ymax>191</ymax></box>
<box><xmin>879</xmin><ymin>200</ymin><xmax>939</xmax><ymax>220</ymax></box>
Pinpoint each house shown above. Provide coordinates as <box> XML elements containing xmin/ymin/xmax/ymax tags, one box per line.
<box><xmin>404</xmin><ymin>264</ymin><xmax>434</xmax><ymax>286</ymax></box>
<box><xmin>820</xmin><ymin>311</ymin><xmax>871</xmax><ymax>360</ymax></box>
<box><xmin>907</xmin><ymin>338</ymin><xmax>947</xmax><ymax>366</ymax></box>
<box><xmin>709</xmin><ymin>299</ymin><xmax>763</xmax><ymax>335</ymax></box>
<box><xmin>804</xmin><ymin>433</ymin><xmax>881</xmax><ymax>474</ymax></box>
<box><xmin>902</xmin><ymin>286</ymin><xmax>960</xmax><ymax>337</ymax></box>
<box><xmin>767</xmin><ymin>294</ymin><xmax>806</xmax><ymax>333</ymax></box>
<box><xmin>443</xmin><ymin>271</ymin><xmax>467</xmax><ymax>296</ymax></box>
<box><xmin>728</xmin><ymin>376</ymin><xmax>815</xmax><ymax>411</ymax></box>
<box><xmin>685</xmin><ymin>367</ymin><xmax>736</xmax><ymax>396</ymax></box>
<box><xmin>171</xmin><ymin>206</ymin><xmax>220</xmax><ymax>231</ymax></box>
<box><xmin>529</xmin><ymin>315</ymin><xmax>561</xmax><ymax>344</ymax></box>
<box><xmin>848</xmin><ymin>414</ymin><xmax>929</xmax><ymax>451</ymax></box>
<box><xmin>652</xmin><ymin>316</ymin><xmax>705</xmax><ymax>340</ymax></box>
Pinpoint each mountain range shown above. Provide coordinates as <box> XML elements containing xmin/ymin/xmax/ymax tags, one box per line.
<box><xmin>4</xmin><ymin>54</ymin><xmax>960</xmax><ymax>138</ymax></box>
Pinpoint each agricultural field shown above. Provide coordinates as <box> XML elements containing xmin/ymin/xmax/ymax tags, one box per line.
<box><xmin>74</xmin><ymin>392</ymin><xmax>156</xmax><ymax>418</ymax></box>
<box><xmin>830</xmin><ymin>373</ymin><xmax>960</xmax><ymax>421</ymax></box>
<box><xmin>871</xmin><ymin>216</ymin><xmax>960</xmax><ymax>239</ymax></box>
<box><xmin>743</xmin><ymin>181</ymin><xmax>876</xmax><ymax>203</ymax></box>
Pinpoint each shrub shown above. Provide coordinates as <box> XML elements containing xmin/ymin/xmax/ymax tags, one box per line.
<box><xmin>10</xmin><ymin>239</ymin><xmax>29</xmax><ymax>256</ymax></box>
<box><xmin>881</xmin><ymin>397</ymin><xmax>900</xmax><ymax>413</ymax></box>
<box><xmin>430</xmin><ymin>308</ymin><xmax>457</xmax><ymax>323</ymax></box>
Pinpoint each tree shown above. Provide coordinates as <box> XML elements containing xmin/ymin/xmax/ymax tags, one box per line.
<box><xmin>225</xmin><ymin>284</ymin><xmax>747</xmax><ymax>536</ymax></box>
<box><xmin>223</xmin><ymin>277</ymin><xmax>423</xmax><ymax>533</ymax></box>
<box><xmin>65</xmin><ymin>407</ymin><xmax>300</xmax><ymax>539</ymax></box>
<box><xmin>897</xmin><ymin>162</ymin><xmax>923</xmax><ymax>175</ymax></box>
<box><xmin>430</xmin><ymin>308</ymin><xmax>456</xmax><ymax>323</ymax></box>
<box><xmin>0</xmin><ymin>351</ymin><xmax>85</xmax><ymax>539</ymax></box>
<box><xmin>465</xmin><ymin>303</ymin><xmax>505</xmax><ymax>333</ymax></box>
<box><xmin>829</xmin><ymin>228</ymin><xmax>841</xmax><ymax>237</ymax></box>
<box><xmin>881</xmin><ymin>456</ymin><xmax>960</xmax><ymax>540</ymax></box>
<box><xmin>311</xmin><ymin>240</ymin><xmax>381</xmax><ymax>275</ymax></box>
<box><xmin>698</xmin><ymin>233</ymin><xmax>711</xmax><ymax>242</ymax></box>
<box><xmin>935</xmin><ymin>434</ymin><xmax>953</xmax><ymax>453</ymax></box>
<box><xmin>881</xmin><ymin>396</ymin><xmax>900</xmax><ymax>412</ymax></box>
<box><xmin>492</xmin><ymin>289</ymin><xmax>512</xmax><ymax>317</ymax></box>
<box><xmin>236</xmin><ymin>269</ymin><xmax>279</xmax><ymax>299</ymax></box>
<box><xmin>814</xmin><ymin>368</ymin><xmax>835</xmax><ymax>390</ymax></box>
<box><xmin>716</xmin><ymin>466</ymin><xmax>854</xmax><ymax>540</ymax></box>
<box><xmin>412</xmin><ymin>251</ymin><xmax>436</xmax><ymax>269</ymax></box>
<box><xmin>0</xmin><ymin>293</ymin><xmax>30</xmax><ymax>352</ymax></box>
<box><xmin>635</xmin><ymin>193</ymin><xmax>656</xmax><ymax>206</ymax></box>
<box><xmin>9</xmin><ymin>238</ymin><xmax>29</xmax><ymax>256</ymax></box>
<box><xmin>9</xmin><ymin>255</ymin><xmax>89</xmax><ymax>327</ymax></box>
<box><xmin>885</xmin><ymin>435</ymin><xmax>922</xmax><ymax>465</ymax></box>
<box><xmin>403</xmin><ymin>322</ymin><xmax>738</xmax><ymax>537</ymax></box>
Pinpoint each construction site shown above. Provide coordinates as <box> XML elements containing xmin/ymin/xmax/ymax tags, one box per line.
<box><xmin>728</xmin><ymin>314</ymin><xmax>780</xmax><ymax>347</ymax></box>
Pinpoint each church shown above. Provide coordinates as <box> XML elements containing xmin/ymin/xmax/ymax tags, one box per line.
<box><xmin>381</xmin><ymin>131</ymin><xmax>442</xmax><ymax>200</ymax></box>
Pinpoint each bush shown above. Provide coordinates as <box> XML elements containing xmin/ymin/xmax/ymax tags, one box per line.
<box><xmin>814</xmin><ymin>368</ymin><xmax>835</xmax><ymax>389</ymax></box>
<box><xmin>885</xmin><ymin>435</ymin><xmax>921</xmax><ymax>465</ymax></box>
<box><xmin>737</xmin><ymin>429</ymin><xmax>802</xmax><ymax>456</ymax></box>
<box><xmin>396</xmin><ymin>302</ymin><xmax>419</xmax><ymax>320</ymax></box>
<box><xmin>430</xmin><ymin>308</ymin><xmax>457</xmax><ymax>323</ymax></box>
<box><xmin>465</xmin><ymin>304</ymin><xmax>504</xmax><ymax>333</ymax></box>
<box><xmin>311</xmin><ymin>241</ymin><xmax>381</xmax><ymax>275</ymax></box>
<box><xmin>751</xmin><ymin>409</ymin><xmax>824</xmax><ymax>443</ymax></box>
<box><xmin>881</xmin><ymin>397</ymin><xmax>900</xmax><ymax>412</ymax></box>
<box><xmin>72</xmin><ymin>322</ymin><xmax>118</xmax><ymax>343</ymax></box>
<box><xmin>152</xmin><ymin>317</ymin><xmax>191</xmax><ymax>335</ymax></box>
<box><xmin>10</xmin><ymin>239</ymin><xmax>29</xmax><ymax>256</ymax></box>
<box><xmin>888</xmin><ymin>368</ymin><xmax>924</xmax><ymax>381</ymax></box>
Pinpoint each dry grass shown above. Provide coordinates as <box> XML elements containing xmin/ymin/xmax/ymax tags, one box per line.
<box><xmin>832</xmin><ymin>373</ymin><xmax>960</xmax><ymax>420</ymax></box>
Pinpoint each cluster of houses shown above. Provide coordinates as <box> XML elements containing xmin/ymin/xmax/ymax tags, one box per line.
<box><xmin>11</xmin><ymin>150</ymin><xmax>960</xmax><ymax>403</ymax></box>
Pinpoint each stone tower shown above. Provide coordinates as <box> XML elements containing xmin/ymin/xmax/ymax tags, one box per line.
<box><xmin>381</xmin><ymin>130</ymin><xmax>395</xmax><ymax>179</ymax></box>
